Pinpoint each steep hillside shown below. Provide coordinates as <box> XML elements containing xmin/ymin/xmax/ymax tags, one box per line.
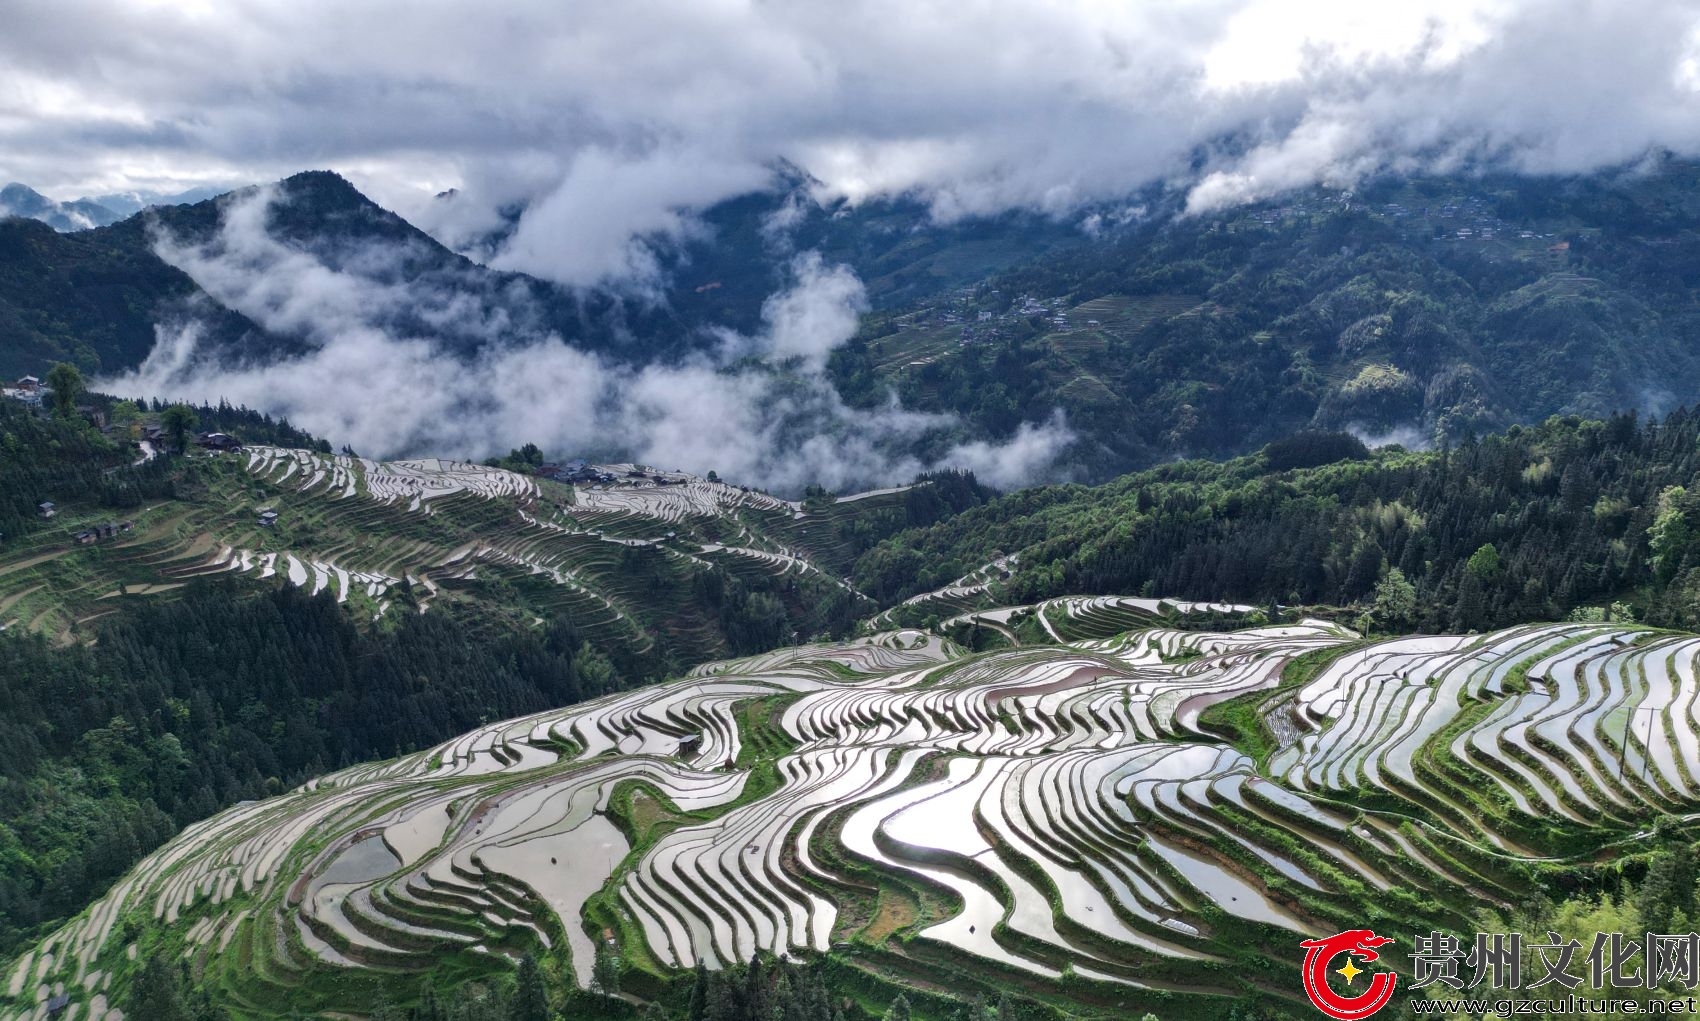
<box><xmin>10</xmin><ymin>608</ymin><xmax>1697</xmax><ymax>1019</ymax></box>
<box><xmin>0</xmin><ymin>431</ymin><xmax>934</xmax><ymax>667</ymax></box>
<box><xmin>854</xmin><ymin>411</ymin><xmax>1700</xmax><ymax>635</ymax></box>
<box><xmin>830</xmin><ymin>159</ymin><xmax>1700</xmax><ymax>473</ymax></box>
<box><xmin>0</xmin><ymin>216</ymin><xmax>285</xmax><ymax>378</ymax></box>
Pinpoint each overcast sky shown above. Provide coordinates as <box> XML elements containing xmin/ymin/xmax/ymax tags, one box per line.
<box><xmin>6</xmin><ymin>0</ymin><xmax>1700</xmax><ymax>285</ymax></box>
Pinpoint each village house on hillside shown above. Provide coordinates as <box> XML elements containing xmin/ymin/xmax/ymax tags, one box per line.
<box><xmin>72</xmin><ymin>521</ymin><xmax>133</xmax><ymax>545</ymax></box>
<box><xmin>2</xmin><ymin>376</ymin><xmax>47</xmax><ymax>407</ymax></box>
<box><xmin>196</xmin><ymin>431</ymin><xmax>243</xmax><ymax>452</ymax></box>
<box><xmin>537</xmin><ymin>458</ymin><xmax>602</xmax><ymax>484</ymax></box>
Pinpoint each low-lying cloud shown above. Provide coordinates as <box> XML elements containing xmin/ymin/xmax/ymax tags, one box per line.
<box><xmin>1346</xmin><ymin>422</ymin><xmax>1435</xmax><ymax>452</ymax></box>
<box><xmin>102</xmin><ymin>189</ymin><xmax>1073</xmax><ymax>493</ymax></box>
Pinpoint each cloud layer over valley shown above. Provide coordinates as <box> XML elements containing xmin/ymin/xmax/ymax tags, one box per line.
<box><xmin>104</xmin><ymin>188</ymin><xmax>1073</xmax><ymax>492</ymax></box>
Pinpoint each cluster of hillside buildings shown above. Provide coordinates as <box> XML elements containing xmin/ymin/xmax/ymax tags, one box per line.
<box><xmin>1</xmin><ymin>374</ymin><xmax>46</xmax><ymax>406</ymax></box>
<box><xmin>889</xmin><ymin>287</ymin><xmax>1093</xmax><ymax>350</ymax></box>
<box><xmin>534</xmin><ymin>459</ymin><xmax>617</xmax><ymax>485</ymax></box>
<box><xmin>534</xmin><ymin>460</ymin><xmax>711</xmax><ymax>490</ymax></box>
<box><xmin>5</xmin><ymin>375</ymin><xmax>243</xmax><ymax>454</ymax></box>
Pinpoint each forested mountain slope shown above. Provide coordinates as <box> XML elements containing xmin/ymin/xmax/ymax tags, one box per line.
<box><xmin>831</xmin><ymin>159</ymin><xmax>1700</xmax><ymax>474</ymax></box>
<box><xmin>15</xmin><ymin>162</ymin><xmax>1700</xmax><ymax>481</ymax></box>
<box><xmin>0</xmin><ymin>400</ymin><xmax>978</xmax><ymax>656</ymax></box>
<box><xmin>0</xmin><ymin>396</ymin><xmax>982</xmax><ymax>958</ymax></box>
<box><xmin>0</xmin><ymin>215</ymin><xmax>287</xmax><ymax>378</ymax></box>
<box><xmin>857</xmin><ymin>412</ymin><xmax>1700</xmax><ymax>634</ymax></box>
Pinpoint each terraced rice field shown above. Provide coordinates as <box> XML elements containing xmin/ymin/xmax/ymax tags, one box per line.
<box><xmin>16</xmin><ymin>604</ymin><xmax>1700</xmax><ymax>1018</ymax></box>
<box><xmin>1063</xmin><ymin>294</ymin><xmax>1202</xmax><ymax>339</ymax></box>
<box><xmin>0</xmin><ymin>447</ymin><xmax>904</xmax><ymax>661</ymax></box>
<box><xmin>869</xmin><ymin>556</ymin><xmax>1020</xmax><ymax>627</ymax></box>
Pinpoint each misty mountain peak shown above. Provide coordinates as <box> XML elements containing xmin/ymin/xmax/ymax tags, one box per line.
<box><xmin>0</xmin><ymin>182</ymin><xmax>121</xmax><ymax>232</ymax></box>
<box><xmin>278</xmin><ymin>169</ymin><xmax>377</xmax><ymax>209</ymax></box>
<box><xmin>0</xmin><ymin>182</ymin><xmax>52</xmax><ymax>213</ymax></box>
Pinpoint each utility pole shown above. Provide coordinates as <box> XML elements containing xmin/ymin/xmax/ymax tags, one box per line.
<box><xmin>1642</xmin><ymin>707</ymin><xmax>1656</xmax><ymax>785</ymax></box>
<box><xmin>1619</xmin><ymin>703</ymin><xmax>1657</xmax><ymax>785</ymax></box>
<box><xmin>1620</xmin><ymin>703</ymin><xmax>1634</xmax><ymax>780</ymax></box>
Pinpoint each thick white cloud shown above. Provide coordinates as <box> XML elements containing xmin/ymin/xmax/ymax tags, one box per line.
<box><xmin>100</xmin><ymin>188</ymin><xmax>1074</xmax><ymax>492</ymax></box>
<box><xmin>5</xmin><ymin>0</ymin><xmax>1700</xmax><ymax>284</ymax></box>
<box><xmin>486</xmin><ymin>146</ymin><xmax>772</xmax><ymax>290</ymax></box>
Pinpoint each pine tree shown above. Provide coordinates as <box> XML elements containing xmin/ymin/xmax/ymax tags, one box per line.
<box><xmin>688</xmin><ymin>964</ymin><xmax>710</xmax><ymax>1021</ymax></box>
<box><xmin>125</xmin><ymin>956</ymin><xmax>189</xmax><ymax>1021</ymax></box>
<box><xmin>513</xmin><ymin>953</ymin><xmax>550</xmax><ymax>1021</ymax></box>
<box><xmin>885</xmin><ymin>992</ymin><xmax>913</xmax><ymax>1021</ymax></box>
<box><xmin>744</xmin><ymin>956</ymin><xmax>773</xmax><ymax>1021</ymax></box>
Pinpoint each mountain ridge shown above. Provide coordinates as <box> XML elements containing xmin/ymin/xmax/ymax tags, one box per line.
<box><xmin>11</xmin><ymin>162</ymin><xmax>1700</xmax><ymax>483</ymax></box>
<box><xmin>0</xmin><ymin>183</ymin><xmax>122</xmax><ymax>231</ymax></box>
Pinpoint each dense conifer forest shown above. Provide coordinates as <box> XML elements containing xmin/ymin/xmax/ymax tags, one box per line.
<box><xmin>830</xmin><ymin>163</ymin><xmax>1700</xmax><ymax>477</ymax></box>
<box><xmin>0</xmin><ymin>584</ymin><xmax>620</xmax><ymax>954</ymax></box>
<box><xmin>857</xmin><ymin>410</ymin><xmax>1700</xmax><ymax>633</ymax></box>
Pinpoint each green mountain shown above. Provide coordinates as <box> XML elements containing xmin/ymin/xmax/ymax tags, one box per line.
<box><xmin>0</xmin><ymin>184</ymin><xmax>122</xmax><ymax>232</ymax></box>
<box><xmin>9</xmin><ymin>396</ymin><xmax>1700</xmax><ymax>1019</ymax></box>
<box><xmin>0</xmin><ymin>214</ymin><xmax>289</xmax><ymax>379</ymax></box>
<box><xmin>14</xmin><ymin>162</ymin><xmax>1700</xmax><ymax>484</ymax></box>
<box><xmin>855</xmin><ymin>412</ymin><xmax>1700</xmax><ymax>635</ymax></box>
<box><xmin>830</xmin><ymin>159</ymin><xmax>1700</xmax><ymax>475</ymax></box>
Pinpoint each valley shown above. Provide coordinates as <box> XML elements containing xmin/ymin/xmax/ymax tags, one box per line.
<box><xmin>18</xmin><ymin>161</ymin><xmax>1700</xmax><ymax>486</ymax></box>
<box><xmin>13</xmin><ymin>7</ymin><xmax>1700</xmax><ymax>1021</ymax></box>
